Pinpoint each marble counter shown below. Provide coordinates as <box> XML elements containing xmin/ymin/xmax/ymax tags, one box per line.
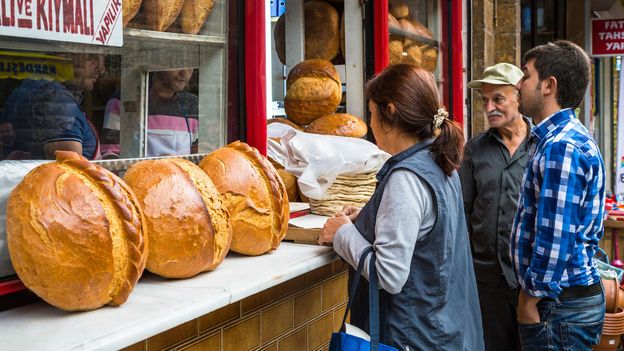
<box><xmin>0</xmin><ymin>243</ymin><xmax>337</xmax><ymax>351</ymax></box>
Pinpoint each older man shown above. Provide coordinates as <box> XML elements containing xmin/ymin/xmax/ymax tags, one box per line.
<box><xmin>460</xmin><ymin>63</ymin><xmax>529</xmax><ymax>351</ymax></box>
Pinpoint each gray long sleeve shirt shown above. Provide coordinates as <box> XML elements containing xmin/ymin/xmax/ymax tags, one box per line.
<box><xmin>333</xmin><ymin>169</ymin><xmax>436</xmax><ymax>294</ymax></box>
<box><xmin>459</xmin><ymin>120</ymin><xmax>531</xmax><ymax>288</ymax></box>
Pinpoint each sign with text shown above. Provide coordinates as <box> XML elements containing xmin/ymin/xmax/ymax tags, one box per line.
<box><xmin>0</xmin><ymin>0</ymin><xmax>122</xmax><ymax>47</ymax></box>
<box><xmin>592</xmin><ymin>18</ymin><xmax>624</xmax><ymax>56</ymax></box>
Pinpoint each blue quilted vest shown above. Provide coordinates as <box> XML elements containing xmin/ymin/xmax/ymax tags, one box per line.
<box><xmin>350</xmin><ymin>139</ymin><xmax>484</xmax><ymax>350</ymax></box>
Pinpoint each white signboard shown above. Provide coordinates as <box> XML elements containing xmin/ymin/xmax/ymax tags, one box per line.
<box><xmin>0</xmin><ymin>0</ymin><xmax>122</xmax><ymax>47</ymax></box>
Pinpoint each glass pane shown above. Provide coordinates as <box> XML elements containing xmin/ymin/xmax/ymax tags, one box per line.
<box><xmin>0</xmin><ymin>52</ymin><xmax>120</xmax><ymax>161</ymax></box>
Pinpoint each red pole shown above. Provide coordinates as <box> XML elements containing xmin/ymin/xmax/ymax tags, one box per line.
<box><xmin>244</xmin><ymin>0</ymin><xmax>267</xmax><ymax>155</ymax></box>
<box><xmin>450</xmin><ymin>0</ymin><xmax>463</xmax><ymax>127</ymax></box>
<box><xmin>374</xmin><ymin>0</ymin><xmax>389</xmax><ymax>74</ymax></box>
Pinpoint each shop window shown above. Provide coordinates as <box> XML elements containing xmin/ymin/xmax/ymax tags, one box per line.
<box><xmin>521</xmin><ymin>0</ymin><xmax>567</xmax><ymax>56</ymax></box>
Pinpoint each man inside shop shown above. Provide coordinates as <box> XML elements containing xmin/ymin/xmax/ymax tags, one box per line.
<box><xmin>0</xmin><ymin>53</ymin><xmax>105</xmax><ymax>160</ymax></box>
<box><xmin>101</xmin><ymin>69</ymin><xmax>198</xmax><ymax>158</ymax></box>
<box><xmin>459</xmin><ymin>63</ymin><xmax>530</xmax><ymax>351</ymax></box>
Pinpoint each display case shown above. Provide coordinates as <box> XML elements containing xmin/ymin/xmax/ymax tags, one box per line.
<box><xmin>0</xmin><ymin>1</ymin><xmax>229</xmax><ymax>286</ymax></box>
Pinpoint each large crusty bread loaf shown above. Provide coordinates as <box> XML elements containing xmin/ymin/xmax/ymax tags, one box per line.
<box><xmin>123</xmin><ymin>0</ymin><xmax>143</xmax><ymax>26</ymax></box>
<box><xmin>284</xmin><ymin>59</ymin><xmax>342</xmax><ymax>125</ymax></box>
<box><xmin>123</xmin><ymin>158</ymin><xmax>231</xmax><ymax>278</ymax></box>
<box><xmin>305</xmin><ymin>113</ymin><xmax>368</xmax><ymax>138</ymax></box>
<box><xmin>199</xmin><ymin>141</ymin><xmax>289</xmax><ymax>256</ymax></box>
<box><xmin>179</xmin><ymin>0</ymin><xmax>215</xmax><ymax>34</ymax></box>
<box><xmin>140</xmin><ymin>0</ymin><xmax>184</xmax><ymax>31</ymax></box>
<box><xmin>273</xmin><ymin>1</ymin><xmax>340</xmax><ymax>65</ymax></box>
<box><xmin>6</xmin><ymin>151</ymin><xmax>148</xmax><ymax>311</ymax></box>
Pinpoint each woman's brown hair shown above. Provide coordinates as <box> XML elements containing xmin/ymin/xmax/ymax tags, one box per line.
<box><xmin>366</xmin><ymin>64</ymin><xmax>464</xmax><ymax>176</ymax></box>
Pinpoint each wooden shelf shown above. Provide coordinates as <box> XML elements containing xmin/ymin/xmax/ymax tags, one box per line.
<box><xmin>123</xmin><ymin>29</ymin><xmax>226</xmax><ymax>46</ymax></box>
<box><xmin>606</xmin><ymin>220</ymin><xmax>624</xmax><ymax>229</ymax></box>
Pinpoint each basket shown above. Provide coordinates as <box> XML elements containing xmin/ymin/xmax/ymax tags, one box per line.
<box><xmin>309</xmin><ymin>172</ymin><xmax>377</xmax><ymax>216</ymax></box>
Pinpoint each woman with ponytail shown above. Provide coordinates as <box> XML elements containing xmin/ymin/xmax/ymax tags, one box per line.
<box><xmin>319</xmin><ymin>64</ymin><xmax>484</xmax><ymax>350</ymax></box>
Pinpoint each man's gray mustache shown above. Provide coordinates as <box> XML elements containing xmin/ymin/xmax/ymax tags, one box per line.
<box><xmin>487</xmin><ymin>111</ymin><xmax>503</xmax><ymax>117</ymax></box>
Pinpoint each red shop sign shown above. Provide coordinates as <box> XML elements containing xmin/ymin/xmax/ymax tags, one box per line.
<box><xmin>592</xmin><ymin>18</ymin><xmax>624</xmax><ymax>56</ymax></box>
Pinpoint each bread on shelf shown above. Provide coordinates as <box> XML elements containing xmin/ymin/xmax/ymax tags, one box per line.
<box><xmin>199</xmin><ymin>141</ymin><xmax>289</xmax><ymax>256</ymax></box>
<box><xmin>305</xmin><ymin>113</ymin><xmax>367</xmax><ymax>138</ymax></box>
<box><xmin>123</xmin><ymin>158</ymin><xmax>231</xmax><ymax>278</ymax></box>
<box><xmin>284</xmin><ymin>59</ymin><xmax>342</xmax><ymax>125</ymax></box>
<box><xmin>6</xmin><ymin>151</ymin><xmax>148</xmax><ymax>311</ymax></box>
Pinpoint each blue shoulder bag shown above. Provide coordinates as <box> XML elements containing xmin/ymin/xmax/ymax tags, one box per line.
<box><xmin>329</xmin><ymin>247</ymin><xmax>398</xmax><ymax>351</ymax></box>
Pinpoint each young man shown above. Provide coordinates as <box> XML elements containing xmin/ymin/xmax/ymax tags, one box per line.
<box><xmin>101</xmin><ymin>69</ymin><xmax>198</xmax><ymax>158</ymax></box>
<box><xmin>460</xmin><ymin>63</ymin><xmax>529</xmax><ymax>351</ymax></box>
<box><xmin>511</xmin><ymin>40</ymin><xmax>606</xmax><ymax>350</ymax></box>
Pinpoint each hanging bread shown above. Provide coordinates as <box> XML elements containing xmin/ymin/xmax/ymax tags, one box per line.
<box><xmin>123</xmin><ymin>158</ymin><xmax>231</xmax><ymax>278</ymax></box>
<box><xmin>305</xmin><ymin>113</ymin><xmax>367</xmax><ymax>138</ymax></box>
<box><xmin>6</xmin><ymin>151</ymin><xmax>148</xmax><ymax>311</ymax></box>
<box><xmin>140</xmin><ymin>0</ymin><xmax>185</xmax><ymax>31</ymax></box>
<box><xmin>199</xmin><ymin>141</ymin><xmax>289</xmax><ymax>256</ymax></box>
<box><xmin>123</xmin><ymin>0</ymin><xmax>143</xmax><ymax>26</ymax></box>
<box><xmin>284</xmin><ymin>59</ymin><xmax>342</xmax><ymax>125</ymax></box>
<box><xmin>179</xmin><ymin>0</ymin><xmax>215</xmax><ymax>34</ymax></box>
<box><xmin>273</xmin><ymin>1</ymin><xmax>340</xmax><ymax>65</ymax></box>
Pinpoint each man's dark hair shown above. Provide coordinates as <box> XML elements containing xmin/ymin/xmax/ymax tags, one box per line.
<box><xmin>523</xmin><ymin>40</ymin><xmax>590</xmax><ymax>109</ymax></box>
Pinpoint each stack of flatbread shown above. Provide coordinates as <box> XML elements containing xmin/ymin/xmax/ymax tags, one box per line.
<box><xmin>309</xmin><ymin>172</ymin><xmax>377</xmax><ymax>216</ymax></box>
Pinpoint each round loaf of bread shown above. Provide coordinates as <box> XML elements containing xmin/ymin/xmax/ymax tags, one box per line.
<box><xmin>6</xmin><ymin>151</ymin><xmax>148</xmax><ymax>311</ymax></box>
<box><xmin>123</xmin><ymin>158</ymin><xmax>231</xmax><ymax>278</ymax></box>
<box><xmin>284</xmin><ymin>59</ymin><xmax>342</xmax><ymax>125</ymax></box>
<box><xmin>199</xmin><ymin>141</ymin><xmax>289</xmax><ymax>256</ymax></box>
<box><xmin>305</xmin><ymin>113</ymin><xmax>368</xmax><ymax>138</ymax></box>
<box><xmin>179</xmin><ymin>0</ymin><xmax>215</xmax><ymax>34</ymax></box>
<box><xmin>389</xmin><ymin>0</ymin><xmax>409</xmax><ymax>19</ymax></box>
<box><xmin>273</xmin><ymin>1</ymin><xmax>340</xmax><ymax>65</ymax></box>
<box><xmin>123</xmin><ymin>0</ymin><xmax>143</xmax><ymax>25</ymax></box>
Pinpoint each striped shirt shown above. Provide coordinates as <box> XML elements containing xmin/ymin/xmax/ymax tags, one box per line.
<box><xmin>510</xmin><ymin>108</ymin><xmax>605</xmax><ymax>299</ymax></box>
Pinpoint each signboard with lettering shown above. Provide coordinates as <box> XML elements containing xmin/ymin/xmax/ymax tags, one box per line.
<box><xmin>0</xmin><ymin>0</ymin><xmax>122</xmax><ymax>47</ymax></box>
<box><xmin>592</xmin><ymin>18</ymin><xmax>624</xmax><ymax>56</ymax></box>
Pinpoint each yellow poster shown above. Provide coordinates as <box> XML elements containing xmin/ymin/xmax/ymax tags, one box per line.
<box><xmin>0</xmin><ymin>51</ymin><xmax>73</xmax><ymax>81</ymax></box>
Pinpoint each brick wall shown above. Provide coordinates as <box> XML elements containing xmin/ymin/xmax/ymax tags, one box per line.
<box><xmin>121</xmin><ymin>259</ymin><xmax>349</xmax><ymax>351</ymax></box>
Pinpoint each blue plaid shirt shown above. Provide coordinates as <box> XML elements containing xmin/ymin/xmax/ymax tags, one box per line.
<box><xmin>510</xmin><ymin>108</ymin><xmax>605</xmax><ymax>299</ymax></box>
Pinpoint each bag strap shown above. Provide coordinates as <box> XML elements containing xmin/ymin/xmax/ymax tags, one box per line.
<box><xmin>339</xmin><ymin>246</ymin><xmax>374</xmax><ymax>331</ymax></box>
<box><xmin>338</xmin><ymin>246</ymin><xmax>382</xmax><ymax>351</ymax></box>
<box><xmin>369</xmin><ymin>253</ymin><xmax>380</xmax><ymax>350</ymax></box>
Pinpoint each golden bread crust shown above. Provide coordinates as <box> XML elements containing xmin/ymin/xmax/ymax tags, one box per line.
<box><xmin>6</xmin><ymin>151</ymin><xmax>147</xmax><ymax>311</ymax></box>
<box><xmin>199</xmin><ymin>141</ymin><xmax>289</xmax><ymax>255</ymax></box>
<box><xmin>180</xmin><ymin>0</ymin><xmax>215</xmax><ymax>34</ymax></box>
<box><xmin>305</xmin><ymin>113</ymin><xmax>368</xmax><ymax>138</ymax></box>
<box><xmin>124</xmin><ymin>158</ymin><xmax>231</xmax><ymax>278</ymax></box>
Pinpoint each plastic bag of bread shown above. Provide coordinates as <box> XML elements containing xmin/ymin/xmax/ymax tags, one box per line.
<box><xmin>136</xmin><ymin>0</ymin><xmax>184</xmax><ymax>32</ymax></box>
<box><xmin>274</xmin><ymin>1</ymin><xmax>340</xmax><ymax>64</ymax></box>
<box><xmin>305</xmin><ymin>113</ymin><xmax>367</xmax><ymax>138</ymax></box>
<box><xmin>199</xmin><ymin>141</ymin><xmax>289</xmax><ymax>256</ymax></box>
<box><xmin>179</xmin><ymin>0</ymin><xmax>215</xmax><ymax>34</ymax></box>
<box><xmin>124</xmin><ymin>158</ymin><xmax>231</xmax><ymax>278</ymax></box>
<box><xmin>6</xmin><ymin>151</ymin><xmax>148</xmax><ymax>311</ymax></box>
<box><xmin>284</xmin><ymin>59</ymin><xmax>342</xmax><ymax>125</ymax></box>
<box><xmin>123</xmin><ymin>0</ymin><xmax>143</xmax><ymax>26</ymax></box>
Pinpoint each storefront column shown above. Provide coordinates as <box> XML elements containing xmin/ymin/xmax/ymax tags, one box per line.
<box><xmin>470</xmin><ymin>0</ymin><xmax>495</xmax><ymax>135</ymax></box>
